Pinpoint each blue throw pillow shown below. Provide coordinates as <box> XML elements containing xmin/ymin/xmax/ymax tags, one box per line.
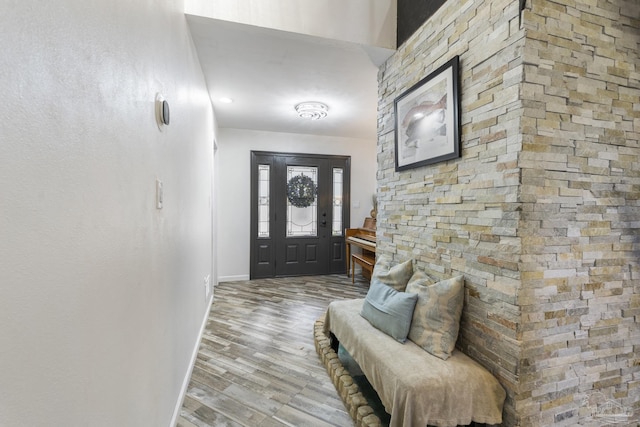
<box><xmin>360</xmin><ymin>280</ymin><xmax>418</xmax><ymax>343</ymax></box>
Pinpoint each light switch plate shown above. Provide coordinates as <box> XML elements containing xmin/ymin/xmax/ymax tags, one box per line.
<box><xmin>204</xmin><ymin>274</ymin><xmax>211</xmax><ymax>298</ymax></box>
<box><xmin>156</xmin><ymin>179</ymin><xmax>163</xmax><ymax>209</ymax></box>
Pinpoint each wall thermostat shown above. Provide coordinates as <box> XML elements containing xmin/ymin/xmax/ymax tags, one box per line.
<box><xmin>155</xmin><ymin>93</ymin><xmax>170</xmax><ymax>130</ymax></box>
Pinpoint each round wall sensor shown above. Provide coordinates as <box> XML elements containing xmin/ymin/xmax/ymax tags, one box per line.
<box><xmin>155</xmin><ymin>94</ymin><xmax>170</xmax><ymax>130</ymax></box>
<box><xmin>161</xmin><ymin>100</ymin><xmax>170</xmax><ymax>125</ymax></box>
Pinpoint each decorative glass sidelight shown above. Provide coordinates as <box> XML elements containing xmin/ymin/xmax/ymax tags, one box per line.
<box><xmin>286</xmin><ymin>166</ymin><xmax>318</xmax><ymax>237</ymax></box>
<box><xmin>332</xmin><ymin>168</ymin><xmax>343</xmax><ymax>236</ymax></box>
<box><xmin>257</xmin><ymin>164</ymin><xmax>270</xmax><ymax>238</ymax></box>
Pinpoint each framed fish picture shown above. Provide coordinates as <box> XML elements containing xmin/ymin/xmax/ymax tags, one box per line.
<box><xmin>394</xmin><ymin>55</ymin><xmax>460</xmax><ymax>171</ymax></box>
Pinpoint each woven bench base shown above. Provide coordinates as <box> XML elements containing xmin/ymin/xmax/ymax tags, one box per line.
<box><xmin>314</xmin><ymin>318</ymin><xmax>383</xmax><ymax>427</ymax></box>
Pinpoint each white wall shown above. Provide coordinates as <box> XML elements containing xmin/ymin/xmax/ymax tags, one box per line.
<box><xmin>0</xmin><ymin>1</ymin><xmax>215</xmax><ymax>426</ymax></box>
<box><xmin>216</xmin><ymin>128</ymin><xmax>376</xmax><ymax>281</ymax></box>
<box><xmin>185</xmin><ymin>0</ymin><xmax>396</xmax><ymax>50</ymax></box>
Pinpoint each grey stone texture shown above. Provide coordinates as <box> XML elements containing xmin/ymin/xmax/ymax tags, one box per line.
<box><xmin>377</xmin><ymin>0</ymin><xmax>639</xmax><ymax>425</ymax></box>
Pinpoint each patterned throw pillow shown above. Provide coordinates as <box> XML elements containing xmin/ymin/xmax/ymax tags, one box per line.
<box><xmin>372</xmin><ymin>255</ymin><xmax>414</xmax><ymax>291</ymax></box>
<box><xmin>406</xmin><ymin>272</ymin><xmax>464</xmax><ymax>360</ymax></box>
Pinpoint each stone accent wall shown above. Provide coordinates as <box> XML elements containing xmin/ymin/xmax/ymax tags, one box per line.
<box><xmin>377</xmin><ymin>0</ymin><xmax>639</xmax><ymax>425</ymax></box>
<box><xmin>518</xmin><ymin>0</ymin><xmax>639</xmax><ymax>425</ymax></box>
<box><xmin>377</xmin><ymin>0</ymin><xmax>526</xmax><ymax>423</ymax></box>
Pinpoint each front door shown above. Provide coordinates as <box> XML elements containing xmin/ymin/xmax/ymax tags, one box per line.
<box><xmin>250</xmin><ymin>151</ymin><xmax>350</xmax><ymax>278</ymax></box>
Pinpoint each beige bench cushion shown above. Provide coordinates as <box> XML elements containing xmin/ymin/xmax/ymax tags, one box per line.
<box><xmin>324</xmin><ymin>298</ymin><xmax>505</xmax><ymax>427</ymax></box>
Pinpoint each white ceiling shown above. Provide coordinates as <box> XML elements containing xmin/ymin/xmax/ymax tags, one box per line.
<box><xmin>186</xmin><ymin>15</ymin><xmax>392</xmax><ymax>140</ymax></box>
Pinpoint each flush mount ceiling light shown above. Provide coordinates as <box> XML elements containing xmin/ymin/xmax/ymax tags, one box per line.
<box><xmin>295</xmin><ymin>102</ymin><xmax>329</xmax><ymax>120</ymax></box>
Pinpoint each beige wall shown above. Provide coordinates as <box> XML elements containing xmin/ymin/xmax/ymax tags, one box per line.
<box><xmin>377</xmin><ymin>0</ymin><xmax>639</xmax><ymax>425</ymax></box>
<box><xmin>185</xmin><ymin>0</ymin><xmax>397</xmax><ymax>50</ymax></box>
<box><xmin>0</xmin><ymin>1</ymin><xmax>215</xmax><ymax>425</ymax></box>
<box><xmin>216</xmin><ymin>128</ymin><xmax>376</xmax><ymax>281</ymax></box>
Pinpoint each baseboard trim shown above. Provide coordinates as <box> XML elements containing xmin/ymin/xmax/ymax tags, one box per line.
<box><xmin>218</xmin><ymin>274</ymin><xmax>249</xmax><ymax>282</ymax></box>
<box><xmin>169</xmin><ymin>293</ymin><xmax>214</xmax><ymax>427</ymax></box>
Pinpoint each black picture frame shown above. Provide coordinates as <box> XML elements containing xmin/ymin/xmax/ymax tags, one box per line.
<box><xmin>394</xmin><ymin>55</ymin><xmax>460</xmax><ymax>172</ymax></box>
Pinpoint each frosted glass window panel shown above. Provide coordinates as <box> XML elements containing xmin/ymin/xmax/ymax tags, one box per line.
<box><xmin>287</xmin><ymin>166</ymin><xmax>317</xmax><ymax>237</ymax></box>
<box><xmin>258</xmin><ymin>164</ymin><xmax>270</xmax><ymax>238</ymax></box>
<box><xmin>332</xmin><ymin>168</ymin><xmax>343</xmax><ymax>236</ymax></box>
<box><xmin>287</xmin><ymin>205</ymin><xmax>317</xmax><ymax>237</ymax></box>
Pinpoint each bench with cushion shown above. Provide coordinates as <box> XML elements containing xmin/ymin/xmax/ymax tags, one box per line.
<box><xmin>320</xmin><ymin>256</ymin><xmax>506</xmax><ymax>427</ymax></box>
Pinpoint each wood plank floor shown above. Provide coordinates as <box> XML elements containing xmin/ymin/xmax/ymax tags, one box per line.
<box><xmin>176</xmin><ymin>274</ymin><xmax>371</xmax><ymax>427</ymax></box>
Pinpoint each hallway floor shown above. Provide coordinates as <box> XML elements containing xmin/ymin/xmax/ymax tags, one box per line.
<box><xmin>176</xmin><ymin>274</ymin><xmax>371</xmax><ymax>427</ymax></box>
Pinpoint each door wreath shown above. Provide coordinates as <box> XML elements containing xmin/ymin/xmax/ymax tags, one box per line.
<box><xmin>287</xmin><ymin>174</ymin><xmax>317</xmax><ymax>208</ymax></box>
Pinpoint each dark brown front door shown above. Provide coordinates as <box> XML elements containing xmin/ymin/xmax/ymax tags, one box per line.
<box><xmin>250</xmin><ymin>151</ymin><xmax>350</xmax><ymax>278</ymax></box>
